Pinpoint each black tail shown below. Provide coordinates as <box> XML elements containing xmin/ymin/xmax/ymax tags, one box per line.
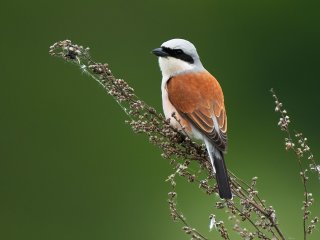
<box><xmin>213</xmin><ymin>152</ymin><xmax>232</xmax><ymax>199</ymax></box>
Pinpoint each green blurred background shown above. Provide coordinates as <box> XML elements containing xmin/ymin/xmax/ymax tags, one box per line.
<box><xmin>1</xmin><ymin>0</ymin><xmax>320</xmax><ymax>239</ymax></box>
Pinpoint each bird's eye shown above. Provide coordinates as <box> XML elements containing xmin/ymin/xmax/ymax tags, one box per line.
<box><xmin>175</xmin><ymin>49</ymin><xmax>183</xmax><ymax>54</ymax></box>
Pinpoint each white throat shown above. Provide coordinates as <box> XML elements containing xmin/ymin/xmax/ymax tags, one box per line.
<box><xmin>158</xmin><ymin>57</ymin><xmax>204</xmax><ymax>91</ymax></box>
<box><xmin>159</xmin><ymin>57</ymin><xmax>194</xmax><ymax>81</ymax></box>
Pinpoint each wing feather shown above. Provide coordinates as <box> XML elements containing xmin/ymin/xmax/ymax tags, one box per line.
<box><xmin>167</xmin><ymin>71</ymin><xmax>228</xmax><ymax>151</ymax></box>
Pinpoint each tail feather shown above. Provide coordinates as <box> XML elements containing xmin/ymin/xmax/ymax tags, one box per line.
<box><xmin>204</xmin><ymin>139</ymin><xmax>232</xmax><ymax>199</ymax></box>
<box><xmin>213</xmin><ymin>152</ymin><xmax>232</xmax><ymax>199</ymax></box>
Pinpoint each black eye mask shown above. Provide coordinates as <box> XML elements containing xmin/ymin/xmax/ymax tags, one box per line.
<box><xmin>161</xmin><ymin>47</ymin><xmax>194</xmax><ymax>64</ymax></box>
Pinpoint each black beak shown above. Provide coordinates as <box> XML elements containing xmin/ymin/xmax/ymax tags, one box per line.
<box><xmin>151</xmin><ymin>47</ymin><xmax>169</xmax><ymax>57</ymax></box>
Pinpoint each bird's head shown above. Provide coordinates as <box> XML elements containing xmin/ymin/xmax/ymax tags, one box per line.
<box><xmin>152</xmin><ymin>39</ymin><xmax>204</xmax><ymax>78</ymax></box>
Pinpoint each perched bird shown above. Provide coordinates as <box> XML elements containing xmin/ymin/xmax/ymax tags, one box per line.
<box><xmin>152</xmin><ymin>39</ymin><xmax>232</xmax><ymax>199</ymax></box>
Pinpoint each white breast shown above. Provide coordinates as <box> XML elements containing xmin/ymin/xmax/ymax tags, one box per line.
<box><xmin>161</xmin><ymin>78</ymin><xmax>179</xmax><ymax>124</ymax></box>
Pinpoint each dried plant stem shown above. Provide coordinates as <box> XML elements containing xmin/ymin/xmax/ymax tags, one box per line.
<box><xmin>48</xmin><ymin>40</ymin><xmax>316</xmax><ymax>240</ymax></box>
<box><xmin>271</xmin><ymin>89</ymin><xmax>319</xmax><ymax>239</ymax></box>
<box><xmin>168</xmin><ymin>188</ymin><xmax>209</xmax><ymax>240</ymax></box>
<box><xmin>49</xmin><ymin>40</ymin><xmax>285</xmax><ymax>239</ymax></box>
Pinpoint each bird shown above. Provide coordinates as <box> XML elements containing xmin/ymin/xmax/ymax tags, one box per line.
<box><xmin>152</xmin><ymin>39</ymin><xmax>232</xmax><ymax>199</ymax></box>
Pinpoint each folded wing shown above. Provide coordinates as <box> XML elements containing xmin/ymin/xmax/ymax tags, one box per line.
<box><xmin>167</xmin><ymin>71</ymin><xmax>227</xmax><ymax>152</ymax></box>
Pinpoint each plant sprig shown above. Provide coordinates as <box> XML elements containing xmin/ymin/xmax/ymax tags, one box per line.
<box><xmin>49</xmin><ymin>40</ymin><xmax>316</xmax><ymax>239</ymax></box>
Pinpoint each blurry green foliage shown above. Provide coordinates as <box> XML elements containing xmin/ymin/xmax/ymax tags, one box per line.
<box><xmin>0</xmin><ymin>0</ymin><xmax>320</xmax><ymax>239</ymax></box>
